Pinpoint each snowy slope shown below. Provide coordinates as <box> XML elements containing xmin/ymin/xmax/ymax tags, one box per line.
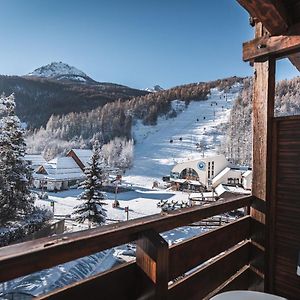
<box><xmin>124</xmin><ymin>83</ymin><xmax>242</xmax><ymax>187</ymax></box>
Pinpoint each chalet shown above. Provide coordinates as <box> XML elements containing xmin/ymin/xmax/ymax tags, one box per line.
<box><xmin>33</xmin><ymin>157</ymin><xmax>85</xmax><ymax>191</ymax></box>
<box><xmin>1</xmin><ymin>1</ymin><xmax>300</xmax><ymax>299</ymax></box>
<box><xmin>170</xmin><ymin>154</ymin><xmax>229</xmax><ymax>189</ymax></box>
<box><xmin>170</xmin><ymin>155</ymin><xmax>252</xmax><ymax>190</ymax></box>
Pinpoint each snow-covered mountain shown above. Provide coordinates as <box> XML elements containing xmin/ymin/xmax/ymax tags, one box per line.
<box><xmin>145</xmin><ymin>85</ymin><xmax>164</xmax><ymax>92</ymax></box>
<box><xmin>26</xmin><ymin>62</ymin><xmax>96</xmax><ymax>84</ymax></box>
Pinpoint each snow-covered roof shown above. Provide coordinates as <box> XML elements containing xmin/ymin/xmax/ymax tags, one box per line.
<box><xmin>24</xmin><ymin>154</ymin><xmax>47</xmax><ymax>166</ymax></box>
<box><xmin>215</xmin><ymin>184</ymin><xmax>251</xmax><ymax>197</ymax></box>
<box><xmin>70</xmin><ymin>149</ymin><xmax>93</xmax><ymax>167</ymax></box>
<box><xmin>186</xmin><ymin>180</ymin><xmax>202</xmax><ymax>186</ymax></box>
<box><xmin>35</xmin><ymin>157</ymin><xmax>84</xmax><ymax>181</ymax></box>
<box><xmin>212</xmin><ymin>167</ymin><xmax>231</xmax><ymax>185</ymax></box>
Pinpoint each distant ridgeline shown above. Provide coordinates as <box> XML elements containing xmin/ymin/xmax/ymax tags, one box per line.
<box><xmin>0</xmin><ymin>75</ymin><xmax>148</xmax><ymax>128</ymax></box>
<box><xmin>26</xmin><ymin>76</ymin><xmax>243</xmax><ymax>158</ymax></box>
<box><xmin>221</xmin><ymin>76</ymin><xmax>300</xmax><ymax>166</ymax></box>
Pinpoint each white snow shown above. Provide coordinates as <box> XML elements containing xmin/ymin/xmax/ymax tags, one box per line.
<box><xmin>27</xmin><ymin>62</ymin><xmax>87</xmax><ymax>79</ymax></box>
<box><xmin>35</xmin><ymin>157</ymin><xmax>84</xmax><ymax>181</ymax></box>
<box><xmin>124</xmin><ymin>83</ymin><xmax>242</xmax><ymax>188</ymax></box>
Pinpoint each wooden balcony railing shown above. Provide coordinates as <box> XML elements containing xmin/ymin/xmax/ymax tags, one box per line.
<box><xmin>0</xmin><ymin>195</ymin><xmax>265</xmax><ymax>300</ymax></box>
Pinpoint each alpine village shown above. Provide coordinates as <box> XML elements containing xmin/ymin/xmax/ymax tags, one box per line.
<box><xmin>0</xmin><ymin>1</ymin><xmax>300</xmax><ymax>300</ymax></box>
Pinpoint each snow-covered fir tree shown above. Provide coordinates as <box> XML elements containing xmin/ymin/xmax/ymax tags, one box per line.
<box><xmin>0</xmin><ymin>94</ymin><xmax>35</xmax><ymax>226</ymax></box>
<box><xmin>73</xmin><ymin>141</ymin><xmax>107</xmax><ymax>227</ymax></box>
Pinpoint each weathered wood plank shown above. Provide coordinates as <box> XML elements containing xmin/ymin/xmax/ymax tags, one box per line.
<box><xmin>136</xmin><ymin>230</ymin><xmax>169</xmax><ymax>299</ymax></box>
<box><xmin>243</xmin><ymin>24</ymin><xmax>300</xmax><ymax>61</ymax></box>
<box><xmin>0</xmin><ymin>196</ymin><xmax>252</xmax><ymax>283</ymax></box>
<box><xmin>169</xmin><ymin>216</ymin><xmax>251</xmax><ymax>280</ymax></box>
<box><xmin>269</xmin><ymin>117</ymin><xmax>300</xmax><ymax>298</ymax></box>
<box><xmin>168</xmin><ymin>241</ymin><xmax>250</xmax><ymax>300</ymax></box>
<box><xmin>237</xmin><ymin>0</ymin><xmax>290</xmax><ymax>35</ymax></box>
<box><xmin>252</xmin><ymin>21</ymin><xmax>276</xmax><ymax>210</ymax></box>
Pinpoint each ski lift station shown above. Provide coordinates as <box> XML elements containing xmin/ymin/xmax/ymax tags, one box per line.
<box><xmin>170</xmin><ymin>154</ymin><xmax>252</xmax><ymax>191</ymax></box>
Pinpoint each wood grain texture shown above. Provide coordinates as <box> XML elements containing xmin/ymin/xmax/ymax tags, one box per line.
<box><xmin>270</xmin><ymin>117</ymin><xmax>300</xmax><ymax>299</ymax></box>
<box><xmin>243</xmin><ymin>29</ymin><xmax>300</xmax><ymax>62</ymax></box>
<box><xmin>252</xmin><ymin>46</ymin><xmax>275</xmax><ymax>214</ymax></box>
<box><xmin>136</xmin><ymin>230</ymin><xmax>169</xmax><ymax>299</ymax></box>
<box><xmin>237</xmin><ymin>0</ymin><xmax>290</xmax><ymax>35</ymax></box>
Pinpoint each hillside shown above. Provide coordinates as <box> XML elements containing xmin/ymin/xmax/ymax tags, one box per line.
<box><xmin>221</xmin><ymin>76</ymin><xmax>300</xmax><ymax>165</ymax></box>
<box><xmin>0</xmin><ymin>63</ymin><xmax>148</xmax><ymax>128</ymax></box>
<box><xmin>26</xmin><ymin>76</ymin><xmax>244</xmax><ymax>158</ymax></box>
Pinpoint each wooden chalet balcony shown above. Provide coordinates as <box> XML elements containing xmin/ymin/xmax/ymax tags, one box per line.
<box><xmin>0</xmin><ymin>195</ymin><xmax>265</xmax><ymax>299</ymax></box>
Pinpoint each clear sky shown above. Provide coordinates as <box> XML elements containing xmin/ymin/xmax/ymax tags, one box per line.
<box><xmin>0</xmin><ymin>0</ymin><xmax>298</xmax><ymax>89</ymax></box>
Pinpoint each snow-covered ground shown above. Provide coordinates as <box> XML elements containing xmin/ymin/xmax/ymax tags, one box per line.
<box><xmin>0</xmin><ymin>85</ymin><xmax>242</xmax><ymax>298</ymax></box>
<box><xmin>124</xmin><ymin>84</ymin><xmax>242</xmax><ymax>188</ymax></box>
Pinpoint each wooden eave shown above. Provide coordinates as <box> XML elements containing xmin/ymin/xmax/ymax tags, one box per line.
<box><xmin>237</xmin><ymin>0</ymin><xmax>300</xmax><ymax>71</ymax></box>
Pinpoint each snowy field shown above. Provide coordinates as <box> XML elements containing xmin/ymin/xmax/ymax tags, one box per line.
<box><xmin>124</xmin><ymin>84</ymin><xmax>242</xmax><ymax>188</ymax></box>
<box><xmin>36</xmin><ymin>188</ymin><xmax>190</xmax><ymax>229</ymax></box>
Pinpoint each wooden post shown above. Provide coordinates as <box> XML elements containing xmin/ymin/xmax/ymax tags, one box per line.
<box><xmin>251</xmin><ymin>22</ymin><xmax>276</xmax><ymax>292</ymax></box>
<box><xmin>251</xmin><ymin>22</ymin><xmax>276</xmax><ymax>223</ymax></box>
<box><xmin>136</xmin><ymin>230</ymin><xmax>169</xmax><ymax>299</ymax></box>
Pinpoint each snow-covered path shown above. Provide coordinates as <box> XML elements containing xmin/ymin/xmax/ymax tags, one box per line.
<box><xmin>124</xmin><ymin>84</ymin><xmax>242</xmax><ymax>187</ymax></box>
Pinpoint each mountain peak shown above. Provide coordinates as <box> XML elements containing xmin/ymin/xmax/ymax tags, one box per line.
<box><xmin>26</xmin><ymin>62</ymin><xmax>93</xmax><ymax>83</ymax></box>
<box><xmin>145</xmin><ymin>85</ymin><xmax>164</xmax><ymax>93</ymax></box>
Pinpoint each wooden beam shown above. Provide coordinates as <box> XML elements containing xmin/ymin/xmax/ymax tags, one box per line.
<box><xmin>237</xmin><ymin>0</ymin><xmax>300</xmax><ymax>72</ymax></box>
<box><xmin>136</xmin><ymin>230</ymin><xmax>169</xmax><ymax>299</ymax></box>
<box><xmin>237</xmin><ymin>0</ymin><xmax>289</xmax><ymax>35</ymax></box>
<box><xmin>288</xmin><ymin>52</ymin><xmax>300</xmax><ymax>71</ymax></box>
<box><xmin>251</xmin><ymin>22</ymin><xmax>276</xmax><ymax>293</ymax></box>
<box><xmin>243</xmin><ymin>23</ymin><xmax>300</xmax><ymax>62</ymax></box>
<box><xmin>252</xmin><ymin>26</ymin><xmax>276</xmax><ymax>205</ymax></box>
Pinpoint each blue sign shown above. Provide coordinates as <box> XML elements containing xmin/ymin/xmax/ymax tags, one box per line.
<box><xmin>198</xmin><ymin>161</ymin><xmax>206</xmax><ymax>171</ymax></box>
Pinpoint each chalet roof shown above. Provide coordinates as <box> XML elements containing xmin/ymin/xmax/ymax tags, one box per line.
<box><xmin>24</xmin><ymin>154</ymin><xmax>47</xmax><ymax>168</ymax></box>
<box><xmin>69</xmin><ymin>148</ymin><xmax>93</xmax><ymax>167</ymax></box>
<box><xmin>215</xmin><ymin>184</ymin><xmax>251</xmax><ymax>197</ymax></box>
<box><xmin>34</xmin><ymin>157</ymin><xmax>84</xmax><ymax>181</ymax></box>
<box><xmin>212</xmin><ymin>167</ymin><xmax>231</xmax><ymax>185</ymax></box>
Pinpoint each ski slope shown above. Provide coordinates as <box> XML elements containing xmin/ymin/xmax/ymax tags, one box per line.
<box><xmin>124</xmin><ymin>83</ymin><xmax>242</xmax><ymax>187</ymax></box>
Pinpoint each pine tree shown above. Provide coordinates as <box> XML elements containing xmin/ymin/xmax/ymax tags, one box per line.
<box><xmin>0</xmin><ymin>94</ymin><xmax>35</xmax><ymax>226</ymax></box>
<box><xmin>73</xmin><ymin>141</ymin><xmax>107</xmax><ymax>227</ymax></box>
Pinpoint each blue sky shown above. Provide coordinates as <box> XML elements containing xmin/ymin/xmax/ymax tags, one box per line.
<box><xmin>0</xmin><ymin>0</ymin><xmax>298</xmax><ymax>89</ymax></box>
